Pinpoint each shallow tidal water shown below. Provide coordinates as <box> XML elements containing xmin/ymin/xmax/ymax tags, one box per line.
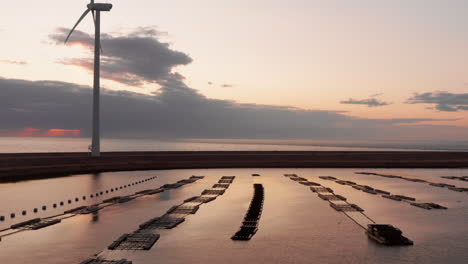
<box><xmin>1</xmin><ymin>168</ymin><xmax>467</xmax><ymax>264</ymax></box>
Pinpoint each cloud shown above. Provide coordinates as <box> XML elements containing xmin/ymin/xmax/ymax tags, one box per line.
<box><xmin>1</xmin><ymin>28</ymin><xmax>465</xmax><ymax>142</ymax></box>
<box><xmin>221</xmin><ymin>84</ymin><xmax>234</xmax><ymax>88</ymax></box>
<box><xmin>407</xmin><ymin>92</ymin><xmax>468</xmax><ymax>112</ymax></box>
<box><xmin>1</xmin><ymin>77</ymin><xmax>466</xmax><ymax>141</ymax></box>
<box><xmin>340</xmin><ymin>98</ymin><xmax>390</xmax><ymax>107</ymax></box>
<box><xmin>0</xmin><ymin>59</ymin><xmax>28</xmax><ymax>65</ymax></box>
<box><xmin>0</xmin><ymin>128</ymin><xmax>81</xmax><ymax>137</ymax></box>
<box><xmin>387</xmin><ymin>118</ymin><xmax>459</xmax><ymax>124</ymax></box>
<box><xmin>49</xmin><ymin>27</ymin><xmax>192</xmax><ymax>87</ymax></box>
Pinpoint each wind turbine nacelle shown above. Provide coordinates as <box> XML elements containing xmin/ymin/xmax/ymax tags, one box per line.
<box><xmin>87</xmin><ymin>3</ymin><xmax>113</xmax><ymax>11</ymax></box>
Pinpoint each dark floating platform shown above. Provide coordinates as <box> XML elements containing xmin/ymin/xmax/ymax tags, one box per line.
<box><xmin>356</xmin><ymin>172</ymin><xmax>468</xmax><ymax>194</ymax></box>
<box><xmin>410</xmin><ymin>202</ymin><xmax>448</xmax><ymax>210</ymax></box>
<box><xmin>161</xmin><ymin>183</ymin><xmax>184</xmax><ymax>189</ymax></box>
<box><xmin>393</xmin><ymin>195</ymin><xmax>416</xmax><ymax>201</ymax></box>
<box><xmin>184</xmin><ymin>195</ymin><xmax>217</xmax><ymax>204</ymax></box>
<box><xmin>382</xmin><ymin>195</ymin><xmax>403</xmax><ymax>201</ymax></box>
<box><xmin>108</xmin><ymin>233</ymin><xmax>160</xmax><ymax>250</ymax></box>
<box><xmin>117</xmin><ymin>197</ymin><xmax>135</xmax><ymax>204</ymax></box>
<box><xmin>30</xmin><ymin>219</ymin><xmax>61</xmax><ymax>230</ymax></box>
<box><xmin>362</xmin><ymin>189</ymin><xmax>378</xmax><ymax>195</ymax></box>
<box><xmin>218</xmin><ymin>179</ymin><xmax>234</xmax><ymax>184</ymax></box>
<box><xmin>232</xmin><ymin>184</ymin><xmax>264</xmax><ymax>241</ymax></box>
<box><xmin>103</xmin><ymin>196</ymin><xmax>122</xmax><ymax>203</ymax></box>
<box><xmin>231</xmin><ymin>226</ymin><xmax>258</xmax><ymax>241</ymax></box>
<box><xmin>139</xmin><ymin>216</ymin><xmax>186</xmax><ymax>230</ymax></box>
<box><xmin>290</xmin><ymin>176</ymin><xmax>307</xmax><ymax>181</ymax></box>
<box><xmin>251</xmin><ymin>174</ymin><xmax>261</xmax><ymax>176</ymax></box>
<box><xmin>448</xmin><ymin>187</ymin><xmax>468</xmax><ymax>192</ymax></box>
<box><xmin>441</xmin><ymin>176</ymin><xmax>468</xmax><ymax>182</ymax></box>
<box><xmin>166</xmin><ymin>204</ymin><xmax>200</xmax><ymax>215</ymax></box>
<box><xmin>81</xmin><ymin>259</ymin><xmax>132</xmax><ymax>264</ymax></box>
<box><xmin>318</xmin><ymin>194</ymin><xmax>347</xmax><ymax>201</ymax></box>
<box><xmin>145</xmin><ymin>189</ymin><xmax>164</xmax><ymax>195</ymax></box>
<box><xmin>10</xmin><ymin>218</ymin><xmax>61</xmax><ymax>230</ymax></box>
<box><xmin>202</xmin><ymin>189</ymin><xmax>226</xmax><ymax>195</ymax></box>
<box><xmin>10</xmin><ymin>218</ymin><xmax>41</xmax><ymax>229</ymax></box>
<box><xmin>310</xmin><ymin>186</ymin><xmax>333</xmax><ymax>193</ymax></box>
<box><xmin>299</xmin><ymin>181</ymin><xmax>320</xmax><ymax>186</ymax></box>
<box><xmin>213</xmin><ymin>183</ymin><xmax>230</xmax><ymax>189</ymax></box>
<box><xmin>319</xmin><ymin>176</ymin><xmax>337</xmax><ymax>180</ymax></box>
<box><xmin>374</xmin><ymin>189</ymin><xmax>391</xmax><ymax>195</ymax></box>
<box><xmin>135</xmin><ymin>189</ymin><xmax>158</xmax><ymax>195</ymax></box>
<box><xmin>64</xmin><ymin>206</ymin><xmax>87</xmax><ymax>214</ymax></box>
<box><xmin>330</xmin><ymin>203</ymin><xmax>364</xmax><ymax>212</ymax></box>
<box><xmin>366</xmin><ymin>224</ymin><xmax>413</xmax><ymax>246</ymax></box>
<box><xmin>429</xmin><ymin>183</ymin><xmax>451</xmax><ymax>188</ymax></box>
<box><xmin>81</xmin><ymin>205</ymin><xmax>102</xmax><ymax>214</ymax></box>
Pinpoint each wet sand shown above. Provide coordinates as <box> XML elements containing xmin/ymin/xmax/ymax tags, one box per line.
<box><xmin>1</xmin><ymin>151</ymin><xmax>468</xmax><ymax>182</ymax></box>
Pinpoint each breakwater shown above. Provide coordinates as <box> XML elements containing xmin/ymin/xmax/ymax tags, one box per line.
<box><xmin>2</xmin><ymin>151</ymin><xmax>468</xmax><ymax>182</ymax></box>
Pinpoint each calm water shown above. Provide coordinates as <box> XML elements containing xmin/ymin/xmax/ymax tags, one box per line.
<box><xmin>0</xmin><ymin>137</ymin><xmax>451</xmax><ymax>153</ymax></box>
<box><xmin>1</xmin><ymin>168</ymin><xmax>467</xmax><ymax>264</ymax></box>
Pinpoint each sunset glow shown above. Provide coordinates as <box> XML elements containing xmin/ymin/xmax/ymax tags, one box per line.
<box><xmin>1</xmin><ymin>128</ymin><xmax>81</xmax><ymax>137</ymax></box>
<box><xmin>1</xmin><ymin>0</ymin><xmax>468</xmax><ymax>144</ymax></box>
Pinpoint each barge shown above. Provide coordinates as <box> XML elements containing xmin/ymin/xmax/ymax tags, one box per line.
<box><xmin>366</xmin><ymin>224</ymin><xmax>413</xmax><ymax>246</ymax></box>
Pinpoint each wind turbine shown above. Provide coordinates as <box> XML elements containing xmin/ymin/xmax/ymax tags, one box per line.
<box><xmin>65</xmin><ymin>1</ymin><xmax>112</xmax><ymax>157</ymax></box>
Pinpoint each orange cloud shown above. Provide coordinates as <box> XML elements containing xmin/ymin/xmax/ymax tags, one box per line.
<box><xmin>0</xmin><ymin>128</ymin><xmax>81</xmax><ymax>137</ymax></box>
<box><xmin>43</xmin><ymin>129</ymin><xmax>81</xmax><ymax>137</ymax></box>
<box><xmin>9</xmin><ymin>127</ymin><xmax>41</xmax><ymax>137</ymax></box>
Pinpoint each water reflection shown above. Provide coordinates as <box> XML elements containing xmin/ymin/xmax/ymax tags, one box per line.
<box><xmin>92</xmin><ymin>212</ymin><xmax>99</xmax><ymax>222</ymax></box>
<box><xmin>159</xmin><ymin>190</ymin><xmax>172</xmax><ymax>201</ymax></box>
<box><xmin>0</xmin><ymin>168</ymin><xmax>467</xmax><ymax>264</ymax></box>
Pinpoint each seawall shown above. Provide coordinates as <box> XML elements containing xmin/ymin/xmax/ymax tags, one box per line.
<box><xmin>1</xmin><ymin>151</ymin><xmax>467</xmax><ymax>182</ymax></box>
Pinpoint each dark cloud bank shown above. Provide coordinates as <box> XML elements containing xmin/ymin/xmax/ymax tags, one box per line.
<box><xmin>340</xmin><ymin>98</ymin><xmax>390</xmax><ymax>107</ymax></box>
<box><xmin>408</xmin><ymin>92</ymin><xmax>468</xmax><ymax>112</ymax></box>
<box><xmin>0</xmin><ymin>28</ymin><xmax>465</xmax><ymax>141</ymax></box>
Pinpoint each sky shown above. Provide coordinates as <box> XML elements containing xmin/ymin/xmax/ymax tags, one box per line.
<box><xmin>1</xmin><ymin>0</ymin><xmax>468</xmax><ymax>143</ymax></box>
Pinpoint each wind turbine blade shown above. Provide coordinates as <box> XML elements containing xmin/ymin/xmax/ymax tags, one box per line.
<box><xmin>64</xmin><ymin>8</ymin><xmax>91</xmax><ymax>43</ymax></box>
<box><xmin>92</xmin><ymin>10</ymin><xmax>96</xmax><ymax>26</ymax></box>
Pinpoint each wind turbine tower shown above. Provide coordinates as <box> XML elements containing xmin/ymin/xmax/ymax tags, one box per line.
<box><xmin>65</xmin><ymin>1</ymin><xmax>112</xmax><ymax>157</ymax></box>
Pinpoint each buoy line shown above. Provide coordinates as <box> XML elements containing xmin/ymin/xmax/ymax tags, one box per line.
<box><xmin>0</xmin><ymin>176</ymin><xmax>203</xmax><ymax>241</ymax></box>
<box><xmin>0</xmin><ymin>176</ymin><xmax>157</xmax><ymax>223</ymax></box>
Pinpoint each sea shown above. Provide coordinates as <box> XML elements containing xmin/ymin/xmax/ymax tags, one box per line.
<box><xmin>0</xmin><ymin>137</ymin><xmax>467</xmax><ymax>153</ymax></box>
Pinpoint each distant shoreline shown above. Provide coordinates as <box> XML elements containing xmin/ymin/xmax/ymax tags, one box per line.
<box><xmin>1</xmin><ymin>151</ymin><xmax>468</xmax><ymax>183</ymax></box>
